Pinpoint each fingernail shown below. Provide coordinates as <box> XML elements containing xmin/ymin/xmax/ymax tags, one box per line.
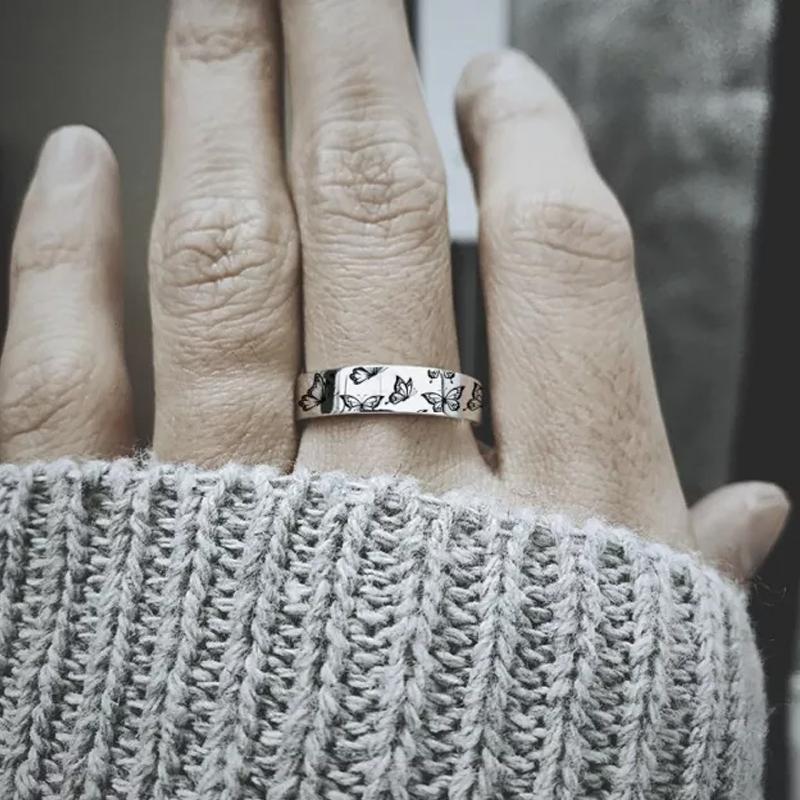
<box><xmin>35</xmin><ymin>126</ymin><xmax>101</xmax><ymax>185</ymax></box>
<box><xmin>750</xmin><ymin>483</ymin><xmax>791</xmax><ymax>538</ymax></box>
<box><xmin>743</xmin><ymin>483</ymin><xmax>791</xmax><ymax>574</ymax></box>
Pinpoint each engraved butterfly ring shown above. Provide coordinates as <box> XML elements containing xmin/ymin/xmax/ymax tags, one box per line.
<box><xmin>297</xmin><ymin>366</ymin><xmax>484</xmax><ymax>423</ymax></box>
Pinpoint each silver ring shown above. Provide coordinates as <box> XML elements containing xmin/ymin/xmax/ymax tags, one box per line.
<box><xmin>296</xmin><ymin>365</ymin><xmax>484</xmax><ymax>424</ymax></box>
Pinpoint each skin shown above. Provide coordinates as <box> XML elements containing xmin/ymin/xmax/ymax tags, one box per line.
<box><xmin>0</xmin><ymin>0</ymin><xmax>789</xmax><ymax>581</ymax></box>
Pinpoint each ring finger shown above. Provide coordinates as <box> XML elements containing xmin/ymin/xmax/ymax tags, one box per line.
<box><xmin>284</xmin><ymin>0</ymin><xmax>486</xmax><ymax>488</ymax></box>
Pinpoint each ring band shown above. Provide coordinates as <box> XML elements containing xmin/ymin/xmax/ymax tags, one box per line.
<box><xmin>296</xmin><ymin>365</ymin><xmax>484</xmax><ymax>424</ymax></box>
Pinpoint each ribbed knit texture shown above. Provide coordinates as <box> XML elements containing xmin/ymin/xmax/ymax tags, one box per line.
<box><xmin>0</xmin><ymin>460</ymin><xmax>764</xmax><ymax>799</ymax></box>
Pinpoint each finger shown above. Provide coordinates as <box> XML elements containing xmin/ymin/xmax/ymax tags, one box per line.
<box><xmin>283</xmin><ymin>0</ymin><xmax>485</xmax><ymax>487</ymax></box>
<box><xmin>150</xmin><ymin>0</ymin><xmax>299</xmax><ymax>469</ymax></box>
<box><xmin>691</xmin><ymin>482</ymin><xmax>789</xmax><ymax>581</ymax></box>
<box><xmin>0</xmin><ymin>126</ymin><xmax>133</xmax><ymax>461</ymax></box>
<box><xmin>456</xmin><ymin>50</ymin><xmax>688</xmax><ymax>541</ymax></box>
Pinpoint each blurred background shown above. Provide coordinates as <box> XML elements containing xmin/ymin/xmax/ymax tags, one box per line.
<box><xmin>0</xmin><ymin>1</ymin><xmax>795</xmax><ymax>795</ymax></box>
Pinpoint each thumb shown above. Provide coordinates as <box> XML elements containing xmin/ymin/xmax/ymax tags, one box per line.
<box><xmin>690</xmin><ymin>481</ymin><xmax>790</xmax><ymax>582</ymax></box>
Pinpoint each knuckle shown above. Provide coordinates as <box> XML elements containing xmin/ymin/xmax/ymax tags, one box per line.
<box><xmin>169</xmin><ymin>17</ymin><xmax>263</xmax><ymax>65</ymax></box>
<box><xmin>293</xmin><ymin>116</ymin><xmax>447</xmax><ymax>255</ymax></box>
<box><xmin>0</xmin><ymin>347</ymin><xmax>125</xmax><ymax>446</ymax></box>
<box><xmin>485</xmin><ymin>191</ymin><xmax>634</xmax><ymax>283</ymax></box>
<box><xmin>151</xmin><ymin>196</ymin><xmax>298</xmax><ymax>318</ymax></box>
<box><xmin>11</xmin><ymin>235</ymin><xmax>85</xmax><ymax>280</ymax></box>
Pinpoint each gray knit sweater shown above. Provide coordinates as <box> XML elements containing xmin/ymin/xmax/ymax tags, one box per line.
<box><xmin>0</xmin><ymin>460</ymin><xmax>765</xmax><ymax>798</ymax></box>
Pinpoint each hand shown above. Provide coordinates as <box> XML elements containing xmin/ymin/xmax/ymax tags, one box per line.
<box><xmin>0</xmin><ymin>0</ymin><xmax>787</xmax><ymax>580</ymax></box>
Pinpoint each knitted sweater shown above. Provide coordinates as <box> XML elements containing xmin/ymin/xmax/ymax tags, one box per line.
<box><xmin>0</xmin><ymin>460</ymin><xmax>765</xmax><ymax>799</ymax></box>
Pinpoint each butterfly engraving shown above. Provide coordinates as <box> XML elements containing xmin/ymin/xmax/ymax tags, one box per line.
<box><xmin>298</xmin><ymin>372</ymin><xmax>328</xmax><ymax>411</ymax></box>
<box><xmin>422</xmin><ymin>386</ymin><xmax>463</xmax><ymax>413</ymax></box>
<box><xmin>349</xmin><ymin>366</ymin><xmax>385</xmax><ymax>385</ymax></box>
<box><xmin>466</xmin><ymin>383</ymin><xmax>484</xmax><ymax>412</ymax></box>
<box><xmin>427</xmin><ymin>369</ymin><xmax>456</xmax><ymax>381</ymax></box>
<box><xmin>340</xmin><ymin>394</ymin><xmax>384</xmax><ymax>412</ymax></box>
<box><xmin>388</xmin><ymin>376</ymin><xmax>414</xmax><ymax>405</ymax></box>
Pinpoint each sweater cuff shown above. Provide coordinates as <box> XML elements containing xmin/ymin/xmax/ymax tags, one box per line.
<box><xmin>0</xmin><ymin>460</ymin><xmax>764</xmax><ymax>799</ymax></box>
